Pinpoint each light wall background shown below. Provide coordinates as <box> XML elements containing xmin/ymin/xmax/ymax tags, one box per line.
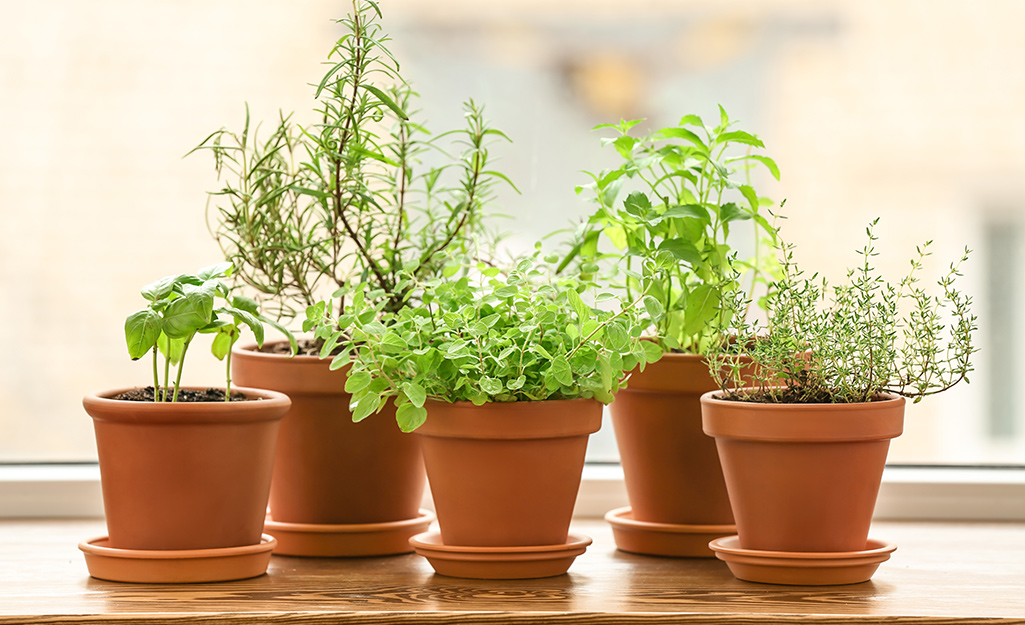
<box><xmin>0</xmin><ymin>0</ymin><xmax>1020</xmax><ymax>463</ymax></box>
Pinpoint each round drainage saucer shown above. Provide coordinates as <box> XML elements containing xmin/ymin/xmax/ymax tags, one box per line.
<box><xmin>409</xmin><ymin>532</ymin><xmax>592</xmax><ymax>579</ymax></box>
<box><xmin>265</xmin><ymin>509</ymin><xmax>435</xmax><ymax>557</ymax></box>
<box><xmin>605</xmin><ymin>506</ymin><xmax>735</xmax><ymax>557</ymax></box>
<box><xmin>709</xmin><ymin>535</ymin><xmax>897</xmax><ymax>586</ymax></box>
<box><xmin>79</xmin><ymin>534</ymin><xmax>276</xmax><ymax>583</ymax></box>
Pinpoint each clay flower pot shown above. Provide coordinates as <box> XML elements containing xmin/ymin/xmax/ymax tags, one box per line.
<box><xmin>607</xmin><ymin>353</ymin><xmax>737</xmax><ymax>556</ymax></box>
<box><xmin>84</xmin><ymin>386</ymin><xmax>290</xmax><ymax>551</ymax></box>
<box><xmin>700</xmin><ymin>391</ymin><xmax>905</xmax><ymax>553</ymax></box>
<box><xmin>232</xmin><ymin>343</ymin><xmax>430</xmax><ymax>555</ymax></box>
<box><xmin>417</xmin><ymin>398</ymin><xmax>602</xmax><ymax>548</ymax></box>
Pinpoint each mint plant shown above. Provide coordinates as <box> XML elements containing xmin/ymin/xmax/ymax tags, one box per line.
<box><xmin>124</xmin><ymin>263</ymin><xmax>296</xmax><ymax>402</ymax></box>
<box><xmin>305</xmin><ymin>254</ymin><xmax>664</xmax><ymax>432</ymax></box>
<box><xmin>568</xmin><ymin>107</ymin><xmax>779</xmax><ymax>355</ymax></box>
<box><xmin>709</xmin><ymin>220</ymin><xmax>977</xmax><ymax>404</ymax></box>
<box><xmin>191</xmin><ymin>0</ymin><xmax>514</xmax><ymax>335</ymax></box>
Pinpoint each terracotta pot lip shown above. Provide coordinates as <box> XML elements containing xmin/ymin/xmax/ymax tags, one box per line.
<box><xmin>424</xmin><ymin>397</ymin><xmax>601</xmax><ymax>408</ymax></box>
<box><xmin>418</xmin><ymin>397</ymin><xmax>603</xmax><ymax>439</ymax></box>
<box><xmin>83</xmin><ymin>386</ymin><xmax>291</xmax><ymax>424</ymax></box>
<box><xmin>700</xmin><ymin>389</ymin><xmax>906</xmax><ymax>409</ymax></box>
<box><xmin>233</xmin><ymin>341</ymin><xmax>332</xmax><ymax>364</ymax></box>
<box><xmin>85</xmin><ymin>385</ymin><xmax>289</xmax><ymax>405</ymax></box>
<box><xmin>79</xmin><ymin>534</ymin><xmax>276</xmax><ymax>560</ymax></box>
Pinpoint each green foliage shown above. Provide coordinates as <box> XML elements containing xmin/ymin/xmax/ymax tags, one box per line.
<box><xmin>307</xmin><ymin>254</ymin><xmax>663</xmax><ymax>432</ymax></box>
<box><xmin>191</xmin><ymin>0</ymin><xmax>514</xmax><ymax>325</ymax></box>
<box><xmin>709</xmin><ymin>220</ymin><xmax>977</xmax><ymax>404</ymax></box>
<box><xmin>124</xmin><ymin>263</ymin><xmax>295</xmax><ymax>402</ymax></box>
<box><xmin>569</xmin><ymin>107</ymin><xmax>780</xmax><ymax>354</ymax></box>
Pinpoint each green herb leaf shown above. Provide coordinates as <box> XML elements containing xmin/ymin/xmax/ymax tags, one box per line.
<box><xmin>396</xmin><ymin>403</ymin><xmax>427</xmax><ymax>432</ymax></box>
<box><xmin>125</xmin><ymin>309</ymin><xmax>162</xmax><ymax>360</ymax></box>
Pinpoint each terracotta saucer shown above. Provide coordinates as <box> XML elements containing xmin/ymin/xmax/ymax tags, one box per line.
<box><xmin>605</xmin><ymin>506</ymin><xmax>736</xmax><ymax>558</ymax></box>
<box><xmin>709</xmin><ymin>535</ymin><xmax>897</xmax><ymax>586</ymax></box>
<box><xmin>264</xmin><ymin>509</ymin><xmax>435</xmax><ymax>557</ymax></box>
<box><xmin>409</xmin><ymin>532</ymin><xmax>592</xmax><ymax>579</ymax></box>
<box><xmin>79</xmin><ymin>534</ymin><xmax>276</xmax><ymax>583</ymax></box>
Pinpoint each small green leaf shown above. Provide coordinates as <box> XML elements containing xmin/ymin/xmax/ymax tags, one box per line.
<box><xmin>552</xmin><ymin>356</ymin><xmax>573</xmax><ymax>386</ymax></box>
<box><xmin>162</xmin><ymin>289</ymin><xmax>213</xmax><ymax>338</ymax></box>
<box><xmin>363</xmin><ymin>84</ymin><xmax>408</xmax><ymax>120</ymax></box>
<box><xmin>606</xmin><ymin>323</ymin><xmax>629</xmax><ymax>351</ymax></box>
<box><xmin>403</xmin><ymin>381</ymin><xmax>427</xmax><ymax>408</ymax></box>
<box><xmin>642</xmin><ymin>295</ymin><xmax>664</xmax><ymax>320</ymax></box>
<box><xmin>231</xmin><ymin>295</ymin><xmax>259</xmax><ymax>315</ymax></box>
<box><xmin>396</xmin><ymin>403</ymin><xmax>428</xmax><ymax>432</ymax></box>
<box><xmin>351</xmin><ymin>393</ymin><xmax>382</xmax><ymax>422</ymax></box>
<box><xmin>716</xmin><ymin>130</ymin><xmax>764</xmax><ymax>148</ymax></box>
<box><xmin>623</xmin><ymin>191</ymin><xmax>651</xmax><ymax>217</ymax></box>
<box><xmin>197</xmin><ymin>262</ymin><xmax>232</xmax><ymax>280</ymax></box>
<box><xmin>211</xmin><ymin>329</ymin><xmax>235</xmax><ymax>361</ymax></box>
<box><xmin>684</xmin><ymin>284</ymin><xmax>721</xmax><ymax>338</ymax></box>
<box><xmin>599</xmin><ymin>357</ymin><xmax>613</xmax><ymax>389</ymax></box>
<box><xmin>653</xmin><ymin>127</ymin><xmax>708</xmax><ymax>152</ymax></box>
<box><xmin>141</xmin><ymin>275</ymin><xmax>175</xmax><ymax>302</ymax></box>
<box><xmin>662</xmin><ymin>204</ymin><xmax>710</xmax><ymax>223</ymax></box>
<box><xmin>657</xmin><ymin>238</ymin><xmax>703</xmax><ymax>265</ymax></box>
<box><xmin>125</xmin><ymin>309</ymin><xmax>161</xmax><ymax>360</ymax></box>
<box><xmin>566</xmin><ymin>289</ymin><xmax>590</xmax><ymax>322</ymax></box>
<box><xmin>642</xmin><ymin>340</ymin><xmax>663</xmax><ymax>364</ymax></box>
<box><xmin>480</xmin><ymin>377</ymin><xmax>503</xmax><ymax>395</ymax></box>
<box><xmin>344</xmin><ymin>370</ymin><xmax>372</xmax><ymax>394</ymax></box>
<box><xmin>719</xmin><ymin>202</ymin><xmax>749</xmax><ymax>224</ymax></box>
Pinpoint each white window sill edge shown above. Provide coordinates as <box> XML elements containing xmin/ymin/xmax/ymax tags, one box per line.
<box><xmin>2</xmin><ymin>463</ymin><xmax>1024</xmax><ymax>521</ymax></box>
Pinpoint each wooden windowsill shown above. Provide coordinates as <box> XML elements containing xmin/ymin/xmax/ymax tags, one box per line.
<box><xmin>1</xmin><ymin>518</ymin><xmax>1023</xmax><ymax>624</ymax></box>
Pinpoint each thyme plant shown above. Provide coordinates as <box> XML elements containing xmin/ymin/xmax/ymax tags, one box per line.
<box><xmin>568</xmin><ymin>108</ymin><xmax>779</xmax><ymax>354</ymax></box>
<box><xmin>192</xmin><ymin>0</ymin><xmax>514</xmax><ymax>336</ymax></box>
<box><xmin>125</xmin><ymin>263</ymin><xmax>295</xmax><ymax>402</ymax></box>
<box><xmin>306</xmin><ymin>254</ymin><xmax>664</xmax><ymax>431</ymax></box>
<box><xmin>709</xmin><ymin>220</ymin><xmax>977</xmax><ymax>403</ymax></box>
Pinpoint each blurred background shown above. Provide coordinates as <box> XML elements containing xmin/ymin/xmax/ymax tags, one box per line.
<box><xmin>1</xmin><ymin>0</ymin><xmax>1021</xmax><ymax>464</ymax></box>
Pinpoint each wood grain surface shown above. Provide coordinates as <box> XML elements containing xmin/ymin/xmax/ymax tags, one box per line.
<box><xmin>0</xmin><ymin>519</ymin><xmax>1023</xmax><ymax>624</ymax></box>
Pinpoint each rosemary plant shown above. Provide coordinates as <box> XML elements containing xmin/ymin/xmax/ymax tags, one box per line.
<box><xmin>191</xmin><ymin>0</ymin><xmax>514</xmax><ymax>341</ymax></box>
<box><xmin>709</xmin><ymin>220</ymin><xmax>977</xmax><ymax>403</ymax></box>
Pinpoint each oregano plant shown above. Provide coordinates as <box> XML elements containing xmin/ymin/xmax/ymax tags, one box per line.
<box><xmin>709</xmin><ymin>220</ymin><xmax>977</xmax><ymax>404</ymax></box>
<box><xmin>191</xmin><ymin>0</ymin><xmax>515</xmax><ymax>338</ymax></box>
<box><xmin>567</xmin><ymin>107</ymin><xmax>780</xmax><ymax>354</ymax></box>
<box><xmin>305</xmin><ymin>253</ymin><xmax>664</xmax><ymax>431</ymax></box>
<box><xmin>124</xmin><ymin>263</ymin><xmax>296</xmax><ymax>402</ymax></box>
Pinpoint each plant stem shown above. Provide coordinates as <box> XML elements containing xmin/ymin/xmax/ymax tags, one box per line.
<box><xmin>171</xmin><ymin>336</ymin><xmax>193</xmax><ymax>403</ymax></box>
<box><xmin>225</xmin><ymin>340</ymin><xmax>235</xmax><ymax>403</ymax></box>
<box><xmin>151</xmin><ymin>347</ymin><xmax>159</xmax><ymax>403</ymax></box>
<box><xmin>162</xmin><ymin>354</ymin><xmax>171</xmax><ymax>402</ymax></box>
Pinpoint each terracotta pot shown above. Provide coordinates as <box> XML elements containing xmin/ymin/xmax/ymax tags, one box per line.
<box><xmin>417</xmin><ymin>398</ymin><xmax>602</xmax><ymax>547</ymax></box>
<box><xmin>611</xmin><ymin>353</ymin><xmax>734</xmax><ymax>525</ymax></box>
<box><xmin>84</xmin><ymin>386</ymin><xmax>289</xmax><ymax>551</ymax></box>
<box><xmin>701</xmin><ymin>391</ymin><xmax>905</xmax><ymax>552</ymax></box>
<box><xmin>232</xmin><ymin>343</ymin><xmax>426</xmax><ymax>525</ymax></box>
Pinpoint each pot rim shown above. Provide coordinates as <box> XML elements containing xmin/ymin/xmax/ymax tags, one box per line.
<box><xmin>700</xmin><ymin>389</ymin><xmax>904</xmax><ymax>409</ymax></box>
<box><xmin>83</xmin><ymin>386</ymin><xmax>291</xmax><ymax>424</ymax></box>
<box><xmin>700</xmin><ymin>389</ymin><xmax>905</xmax><ymax>442</ymax></box>
<box><xmin>417</xmin><ymin>397</ymin><xmax>603</xmax><ymax>440</ymax></box>
<box><xmin>232</xmin><ymin>340</ymin><xmax>328</xmax><ymax>364</ymax></box>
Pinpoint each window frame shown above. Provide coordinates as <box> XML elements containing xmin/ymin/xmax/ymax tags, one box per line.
<box><xmin>3</xmin><ymin>462</ymin><xmax>1024</xmax><ymax>521</ymax></box>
